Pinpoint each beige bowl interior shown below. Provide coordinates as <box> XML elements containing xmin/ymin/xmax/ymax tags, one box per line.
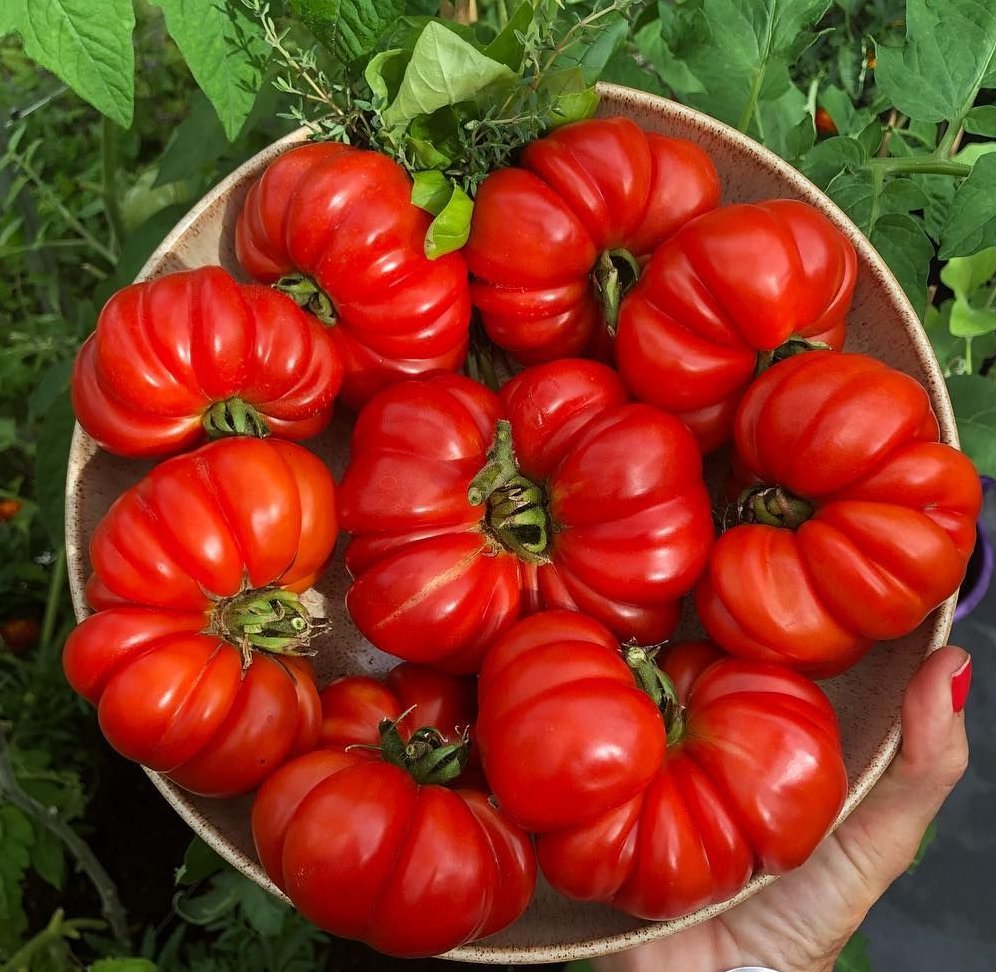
<box><xmin>65</xmin><ymin>83</ymin><xmax>958</xmax><ymax>965</ymax></box>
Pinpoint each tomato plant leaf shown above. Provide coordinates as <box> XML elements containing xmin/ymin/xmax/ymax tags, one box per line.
<box><xmin>483</xmin><ymin>0</ymin><xmax>534</xmax><ymax>70</ymax></box>
<box><xmin>0</xmin><ymin>0</ymin><xmax>135</xmax><ymax>127</ymax></box>
<box><xmin>380</xmin><ymin>23</ymin><xmax>517</xmax><ymax>132</ymax></box>
<box><xmin>964</xmin><ymin>105</ymin><xmax>996</xmax><ymax>136</ymax></box>
<box><xmin>34</xmin><ymin>386</ymin><xmax>75</xmax><ymax>547</ymax></box>
<box><xmin>940</xmin><ymin>248</ymin><xmax>996</xmax><ymax>300</ymax></box>
<box><xmin>424</xmin><ymin>183</ymin><xmax>473</xmax><ymax>259</ymax></box>
<box><xmin>237</xmin><ymin>881</ymin><xmax>290</xmax><ymax>937</ymax></box>
<box><xmin>663</xmin><ymin>0</ymin><xmax>832</xmax><ymax>130</ymax></box>
<box><xmin>151</xmin><ymin>0</ymin><xmax>268</xmax><ymax>141</ymax></box>
<box><xmin>948</xmin><ymin>374</ymin><xmax>996</xmax><ymax>475</ymax></box>
<box><xmin>872</xmin><ymin>213</ymin><xmax>934</xmax><ymax>318</ymax></box>
<box><xmin>800</xmin><ymin>135</ymin><xmax>866</xmax><ymax>189</ymax></box>
<box><xmin>940</xmin><ymin>153</ymin><xmax>996</xmax><ymax>259</ymax></box>
<box><xmin>907</xmin><ymin>819</ymin><xmax>938</xmax><ymax>875</ymax></box>
<box><xmin>834</xmin><ymin>931</ymin><xmax>871</xmax><ymax>972</ymax></box>
<box><xmin>29</xmin><ymin>822</ymin><xmax>65</xmax><ymax>890</ymax></box>
<box><xmin>290</xmin><ymin>0</ymin><xmax>406</xmax><ymax>64</ymax></box>
<box><xmin>174</xmin><ymin>836</ymin><xmax>226</xmax><ymax>887</ymax></box>
<box><xmin>874</xmin><ymin>0</ymin><xmax>996</xmax><ymax>124</ymax></box>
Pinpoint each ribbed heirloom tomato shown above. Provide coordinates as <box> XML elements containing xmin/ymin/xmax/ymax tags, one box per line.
<box><xmin>337</xmin><ymin>359</ymin><xmax>713</xmax><ymax>673</ymax></box>
<box><xmin>252</xmin><ymin>663</ymin><xmax>536</xmax><ymax>957</ymax></box>
<box><xmin>475</xmin><ymin>612</ymin><xmax>848</xmax><ymax>920</ymax></box>
<box><xmin>236</xmin><ymin>142</ymin><xmax>471</xmax><ymax>409</ymax></box>
<box><xmin>697</xmin><ymin>351</ymin><xmax>982</xmax><ymax>675</ymax></box>
<box><xmin>616</xmin><ymin>199</ymin><xmax>857</xmax><ymax>451</ymax></box>
<box><xmin>71</xmin><ymin>267</ymin><xmax>343</xmax><ymax>457</ymax></box>
<box><xmin>63</xmin><ymin>438</ymin><xmax>337</xmax><ymax>797</ymax></box>
<box><xmin>466</xmin><ymin>116</ymin><xmax>720</xmax><ymax>363</ymax></box>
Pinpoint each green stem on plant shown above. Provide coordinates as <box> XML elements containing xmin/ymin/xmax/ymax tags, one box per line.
<box><xmin>966</xmin><ymin>337</ymin><xmax>974</xmax><ymax>375</ymax></box>
<box><xmin>0</xmin><ymin>910</ymin><xmax>107</xmax><ymax>972</ymax></box>
<box><xmin>866</xmin><ymin>156</ymin><xmax>972</xmax><ymax>178</ymax></box>
<box><xmin>39</xmin><ymin>547</ymin><xmax>66</xmax><ymax>658</ymax></box>
<box><xmin>738</xmin><ymin>65</ymin><xmax>767</xmax><ymax>134</ymax></box>
<box><xmin>936</xmin><ymin>122</ymin><xmax>963</xmax><ymax>160</ymax></box>
<box><xmin>0</xmin><ymin>729</ymin><xmax>129</xmax><ymax>948</ymax></box>
<box><xmin>100</xmin><ymin>116</ymin><xmax>125</xmax><ymax>254</ymax></box>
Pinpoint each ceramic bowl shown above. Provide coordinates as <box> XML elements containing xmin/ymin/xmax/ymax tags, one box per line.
<box><xmin>65</xmin><ymin>83</ymin><xmax>958</xmax><ymax>964</ymax></box>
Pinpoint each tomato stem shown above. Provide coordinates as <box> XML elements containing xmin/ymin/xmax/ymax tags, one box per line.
<box><xmin>469</xmin><ymin>420</ymin><xmax>551</xmax><ymax>565</ymax></box>
<box><xmin>736</xmin><ymin>485</ymin><xmax>814</xmax><ymax>530</ymax></box>
<box><xmin>594</xmin><ymin>247</ymin><xmax>641</xmax><ymax>336</ymax></box>
<box><xmin>275</xmin><ymin>273</ymin><xmax>336</xmax><ymax>325</ymax></box>
<box><xmin>755</xmin><ymin>336</ymin><xmax>830</xmax><ymax>375</ymax></box>
<box><xmin>202</xmin><ymin>396</ymin><xmax>270</xmax><ymax>440</ymax></box>
<box><xmin>212</xmin><ymin>587</ymin><xmax>315</xmax><ymax>668</ymax></box>
<box><xmin>377</xmin><ymin>718</ymin><xmax>470</xmax><ymax>786</ymax></box>
<box><xmin>625</xmin><ymin>646</ymin><xmax>685</xmax><ymax>746</ymax></box>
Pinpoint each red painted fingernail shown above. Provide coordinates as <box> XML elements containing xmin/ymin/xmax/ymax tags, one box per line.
<box><xmin>951</xmin><ymin>656</ymin><xmax>972</xmax><ymax>713</ymax></box>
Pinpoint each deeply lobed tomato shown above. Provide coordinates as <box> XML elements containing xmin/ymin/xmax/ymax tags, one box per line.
<box><xmin>252</xmin><ymin>663</ymin><xmax>536</xmax><ymax>957</ymax></box>
<box><xmin>236</xmin><ymin>142</ymin><xmax>471</xmax><ymax>409</ymax></box>
<box><xmin>72</xmin><ymin>267</ymin><xmax>343</xmax><ymax>458</ymax></box>
<box><xmin>616</xmin><ymin>199</ymin><xmax>857</xmax><ymax>451</ymax></box>
<box><xmin>466</xmin><ymin>116</ymin><xmax>720</xmax><ymax>363</ymax></box>
<box><xmin>476</xmin><ymin>612</ymin><xmax>848</xmax><ymax>920</ymax></box>
<box><xmin>63</xmin><ymin>438</ymin><xmax>338</xmax><ymax>796</ymax></box>
<box><xmin>697</xmin><ymin>351</ymin><xmax>982</xmax><ymax>675</ymax></box>
<box><xmin>338</xmin><ymin>359</ymin><xmax>713</xmax><ymax>672</ymax></box>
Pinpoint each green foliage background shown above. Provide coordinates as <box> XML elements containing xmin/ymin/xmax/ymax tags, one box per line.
<box><xmin>0</xmin><ymin>0</ymin><xmax>992</xmax><ymax>968</ymax></box>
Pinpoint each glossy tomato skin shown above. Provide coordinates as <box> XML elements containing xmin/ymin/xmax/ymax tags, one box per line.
<box><xmin>71</xmin><ymin>267</ymin><xmax>343</xmax><ymax>458</ymax></box>
<box><xmin>696</xmin><ymin>352</ymin><xmax>982</xmax><ymax>675</ymax></box>
<box><xmin>616</xmin><ymin>200</ymin><xmax>857</xmax><ymax>451</ymax></box>
<box><xmin>251</xmin><ymin>665</ymin><xmax>536</xmax><ymax>958</ymax></box>
<box><xmin>337</xmin><ymin>360</ymin><xmax>713</xmax><ymax>672</ymax></box>
<box><xmin>62</xmin><ymin>438</ymin><xmax>338</xmax><ymax>796</ymax></box>
<box><xmin>476</xmin><ymin>615</ymin><xmax>847</xmax><ymax>921</ymax></box>
<box><xmin>235</xmin><ymin>142</ymin><xmax>471</xmax><ymax>409</ymax></box>
<box><xmin>466</xmin><ymin>116</ymin><xmax>720</xmax><ymax>363</ymax></box>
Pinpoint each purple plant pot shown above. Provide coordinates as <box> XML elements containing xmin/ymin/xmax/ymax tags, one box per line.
<box><xmin>955</xmin><ymin>476</ymin><xmax>995</xmax><ymax>623</ymax></box>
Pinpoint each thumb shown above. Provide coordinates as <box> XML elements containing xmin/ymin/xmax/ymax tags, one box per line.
<box><xmin>824</xmin><ymin>645</ymin><xmax>971</xmax><ymax>903</ymax></box>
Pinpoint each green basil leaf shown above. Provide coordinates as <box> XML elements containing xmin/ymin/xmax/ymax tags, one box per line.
<box><xmin>941</xmin><ymin>248</ymin><xmax>996</xmax><ymax>300</ymax></box>
<box><xmin>483</xmin><ymin>0</ymin><xmax>533</xmax><ymax>70</ymax></box>
<box><xmin>0</xmin><ymin>0</ymin><xmax>135</xmax><ymax>127</ymax></box>
<box><xmin>874</xmin><ymin>0</ymin><xmax>996</xmax><ymax>124</ymax></box>
<box><xmin>948</xmin><ymin>374</ymin><xmax>996</xmax><ymax>475</ymax></box>
<box><xmin>871</xmin><ymin>213</ymin><xmax>934</xmax><ymax>318</ymax></box>
<box><xmin>153</xmin><ymin>0</ymin><xmax>268</xmax><ymax>141</ymax></box>
<box><xmin>411</xmin><ymin>170</ymin><xmax>453</xmax><ymax>216</ymax></box>
<box><xmin>290</xmin><ymin>0</ymin><xmax>405</xmax><ymax>63</ymax></box>
<box><xmin>940</xmin><ymin>153</ymin><xmax>996</xmax><ymax>258</ymax></box>
<box><xmin>964</xmin><ymin>105</ymin><xmax>996</xmax><ymax>136</ymax></box>
<box><xmin>425</xmin><ymin>184</ymin><xmax>473</xmax><ymax>259</ymax></box>
<box><xmin>406</xmin><ymin>106</ymin><xmax>462</xmax><ymax>168</ymax></box>
<box><xmin>365</xmin><ymin>49</ymin><xmax>408</xmax><ymax>106</ymax></box>
<box><xmin>537</xmin><ymin>68</ymin><xmax>600</xmax><ymax>129</ymax></box>
<box><xmin>950</xmin><ymin>299</ymin><xmax>996</xmax><ymax>338</ymax></box>
<box><xmin>381</xmin><ymin>23</ymin><xmax>517</xmax><ymax>132</ymax></box>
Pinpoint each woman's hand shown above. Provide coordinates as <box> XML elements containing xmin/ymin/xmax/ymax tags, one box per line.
<box><xmin>593</xmin><ymin>646</ymin><xmax>972</xmax><ymax>972</ymax></box>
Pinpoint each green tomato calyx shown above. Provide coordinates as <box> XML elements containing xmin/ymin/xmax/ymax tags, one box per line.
<box><xmin>374</xmin><ymin>714</ymin><xmax>470</xmax><ymax>786</ymax></box>
<box><xmin>625</xmin><ymin>645</ymin><xmax>685</xmax><ymax>746</ymax></box>
<box><xmin>203</xmin><ymin>396</ymin><xmax>270</xmax><ymax>440</ymax></box>
<box><xmin>594</xmin><ymin>247</ymin><xmax>641</xmax><ymax>337</ymax></box>
<box><xmin>736</xmin><ymin>484</ymin><xmax>814</xmax><ymax>531</ymax></box>
<box><xmin>275</xmin><ymin>273</ymin><xmax>336</xmax><ymax>325</ymax></box>
<box><xmin>755</xmin><ymin>336</ymin><xmax>831</xmax><ymax>376</ymax></box>
<box><xmin>213</xmin><ymin>587</ymin><xmax>315</xmax><ymax>669</ymax></box>
<box><xmin>468</xmin><ymin>420</ymin><xmax>551</xmax><ymax>565</ymax></box>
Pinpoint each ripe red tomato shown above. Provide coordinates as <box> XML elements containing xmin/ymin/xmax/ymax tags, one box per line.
<box><xmin>72</xmin><ymin>267</ymin><xmax>343</xmax><ymax>457</ymax></box>
<box><xmin>236</xmin><ymin>142</ymin><xmax>471</xmax><ymax>409</ymax></box>
<box><xmin>1</xmin><ymin>617</ymin><xmax>40</xmax><ymax>654</ymax></box>
<box><xmin>476</xmin><ymin>612</ymin><xmax>847</xmax><ymax>920</ymax></box>
<box><xmin>616</xmin><ymin>200</ymin><xmax>857</xmax><ymax>451</ymax></box>
<box><xmin>252</xmin><ymin>663</ymin><xmax>536</xmax><ymax>957</ymax></box>
<box><xmin>697</xmin><ymin>352</ymin><xmax>982</xmax><ymax>675</ymax></box>
<box><xmin>466</xmin><ymin>116</ymin><xmax>720</xmax><ymax>363</ymax></box>
<box><xmin>338</xmin><ymin>359</ymin><xmax>713</xmax><ymax>672</ymax></box>
<box><xmin>63</xmin><ymin>438</ymin><xmax>338</xmax><ymax>796</ymax></box>
<box><xmin>815</xmin><ymin>106</ymin><xmax>838</xmax><ymax>136</ymax></box>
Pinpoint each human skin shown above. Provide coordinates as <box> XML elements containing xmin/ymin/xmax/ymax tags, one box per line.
<box><xmin>592</xmin><ymin>645</ymin><xmax>972</xmax><ymax>972</ymax></box>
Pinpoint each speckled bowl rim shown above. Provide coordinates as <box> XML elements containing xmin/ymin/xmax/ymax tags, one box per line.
<box><xmin>65</xmin><ymin>82</ymin><xmax>959</xmax><ymax>965</ymax></box>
